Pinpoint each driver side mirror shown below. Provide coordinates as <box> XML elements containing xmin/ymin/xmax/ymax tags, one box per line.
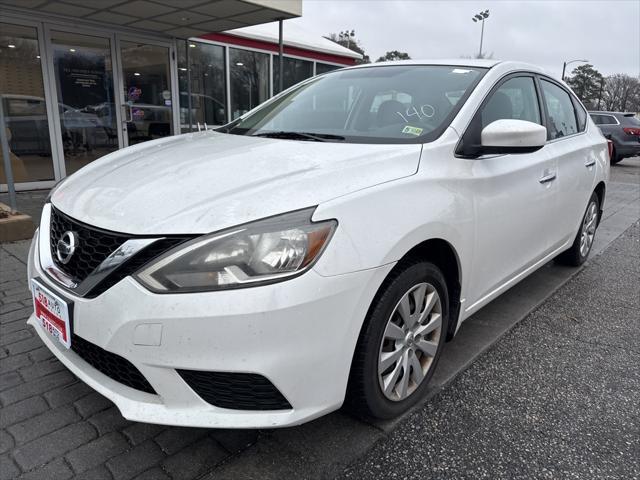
<box><xmin>480</xmin><ymin>119</ymin><xmax>547</xmax><ymax>155</ymax></box>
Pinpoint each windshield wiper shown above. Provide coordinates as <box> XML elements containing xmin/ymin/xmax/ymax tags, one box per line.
<box><xmin>252</xmin><ymin>131</ymin><xmax>345</xmax><ymax>142</ymax></box>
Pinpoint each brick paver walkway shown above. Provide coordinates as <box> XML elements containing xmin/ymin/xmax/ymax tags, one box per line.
<box><xmin>0</xmin><ymin>242</ymin><xmax>257</xmax><ymax>480</ymax></box>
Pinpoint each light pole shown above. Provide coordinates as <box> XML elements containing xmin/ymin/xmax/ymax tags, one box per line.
<box><xmin>339</xmin><ymin>30</ymin><xmax>355</xmax><ymax>50</ymax></box>
<box><xmin>562</xmin><ymin>59</ymin><xmax>588</xmax><ymax>81</ymax></box>
<box><xmin>471</xmin><ymin>10</ymin><xmax>490</xmax><ymax>58</ymax></box>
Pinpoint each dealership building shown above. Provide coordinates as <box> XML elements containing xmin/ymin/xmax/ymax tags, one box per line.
<box><xmin>0</xmin><ymin>0</ymin><xmax>360</xmax><ymax>192</ymax></box>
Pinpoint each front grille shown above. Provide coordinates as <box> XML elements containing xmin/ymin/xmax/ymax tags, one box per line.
<box><xmin>50</xmin><ymin>208</ymin><xmax>128</xmax><ymax>283</ymax></box>
<box><xmin>177</xmin><ymin>370</ymin><xmax>292</xmax><ymax>410</ymax></box>
<box><xmin>48</xmin><ymin>207</ymin><xmax>190</xmax><ymax>297</ymax></box>
<box><xmin>71</xmin><ymin>334</ymin><xmax>156</xmax><ymax>394</ymax></box>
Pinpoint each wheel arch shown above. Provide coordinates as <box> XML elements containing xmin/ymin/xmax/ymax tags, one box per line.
<box><xmin>354</xmin><ymin>235</ymin><xmax>463</xmax><ymax>349</ymax></box>
<box><xmin>594</xmin><ymin>181</ymin><xmax>606</xmax><ymax>226</ymax></box>
<box><xmin>400</xmin><ymin>238</ymin><xmax>462</xmax><ymax>341</ymax></box>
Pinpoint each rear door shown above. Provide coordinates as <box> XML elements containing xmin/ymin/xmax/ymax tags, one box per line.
<box><xmin>538</xmin><ymin>78</ymin><xmax>596</xmax><ymax>248</ymax></box>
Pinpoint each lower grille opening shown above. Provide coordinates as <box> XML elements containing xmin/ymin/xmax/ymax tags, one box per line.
<box><xmin>71</xmin><ymin>334</ymin><xmax>156</xmax><ymax>395</ymax></box>
<box><xmin>177</xmin><ymin>370</ymin><xmax>292</xmax><ymax>410</ymax></box>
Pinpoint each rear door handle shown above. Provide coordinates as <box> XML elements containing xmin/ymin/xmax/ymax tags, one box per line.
<box><xmin>585</xmin><ymin>159</ymin><xmax>596</xmax><ymax>167</ymax></box>
<box><xmin>539</xmin><ymin>171</ymin><xmax>556</xmax><ymax>184</ymax></box>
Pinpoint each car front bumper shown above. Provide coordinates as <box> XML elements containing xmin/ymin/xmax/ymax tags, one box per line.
<box><xmin>27</xmin><ymin>231</ymin><xmax>393</xmax><ymax>428</ymax></box>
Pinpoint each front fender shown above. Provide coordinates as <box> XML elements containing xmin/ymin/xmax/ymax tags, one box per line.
<box><xmin>311</xmin><ymin>175</ymin><xmax>474</xmax><ymax>297</ymax></box>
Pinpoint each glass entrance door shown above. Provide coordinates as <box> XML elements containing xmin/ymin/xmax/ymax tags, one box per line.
<box><xmin>49</xmin><ymin>30</ymin><xmax>119</xmax><ymax>176</ymax></box>
<box><xmin>118</xmin><ymin>39</ymin><xmax>174</xmax><ymax>147</ymax></box>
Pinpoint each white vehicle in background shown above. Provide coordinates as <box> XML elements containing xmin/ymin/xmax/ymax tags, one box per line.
<box><xmin>28</xmin><ymin>60</ymin><xmax>608</xmax><ymax>428</ymax></box>
<box><xmin>1</xmin><ymin>94</ymin><xmax>104</xmax><ymax>156</ymax></box>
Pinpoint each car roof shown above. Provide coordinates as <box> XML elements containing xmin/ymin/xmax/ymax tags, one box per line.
<box><xmin>342</xmin><ymin>59</ymin><xmax>551</xmax><ymax>75</ymax></box>
<box><xmin>357</xmin><ymin>58</ymin><xmax>502</xmax><ymax>68</ymax></box>
<box><xmin>588</xmin><ymin>111</ymin><xmax>635</xmax><ymax>116</ymax></box>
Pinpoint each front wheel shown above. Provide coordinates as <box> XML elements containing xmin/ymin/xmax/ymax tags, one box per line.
<box><xmin>557</xmin><ymin>192</ymin><xmax>600</xmax><ymax>266</ymax></box>
<box><xmin>346</xmin><ymin>261</ymin><xmax>448</xmax><ymax>419</ymax></box>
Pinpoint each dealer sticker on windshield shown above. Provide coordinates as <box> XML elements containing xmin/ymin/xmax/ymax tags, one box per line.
<box><xmin>31</xmin><ymin>279</ymin><xmax>72</xmax><ymax>349</ymax></box>
<box><xmin>402</xmin><ymin>125</ymin><xmax>423</xmax><ymax>136</ymax></box>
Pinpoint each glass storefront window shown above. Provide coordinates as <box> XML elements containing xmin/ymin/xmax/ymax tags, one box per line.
<box><xmin>119</xmin><ymin>41</ymin><xmax>173</xmax><ymax>147</ymax></box>
<box><xmin>274</xmin><ymin>56</ymin><xmax>314</xmax><ymax>94</ymax></box>
<box><xmin>316</xmin><ymin>63</ymin><xmax>342</xmax><ymax>75</ymax></box>
<box><xmin>1</xmin><ymin>23</ymin><xmax>55</xmax><ymax>184</ymax></box>
<box><xmin>229</xmin><ymin>48</ymin><xmax>269</xmax><ymax>120</ymax></box>
<box><xmin>178</xmin><ymin>41</ymin><xmax>227</xmax><ymax>131</ymax></box>
<box><xmin>50</xmin><ymin>31</ymin><xmax>118</xmax><ymax>175</ymax></box>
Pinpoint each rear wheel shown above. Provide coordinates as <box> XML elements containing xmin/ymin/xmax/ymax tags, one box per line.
<box><xmin>347</xmin><ymin>261</ymin><xmax>448</xmax><ymax>419</ymax></box>
<box><xmin>610</xmin><ymin>147</ymin><xmax>623</xmax><ymax>164</ymax></box>
<box><xmin>557</xmin><ymin>192</ymin><xmax>600</xmax><ymax>266</ymax></box>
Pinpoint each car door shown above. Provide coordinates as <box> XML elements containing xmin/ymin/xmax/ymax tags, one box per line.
<box><xmin>538</xmin><ymin>78</ymin><xmax>597</xmax><ymax>248</ymax></box>
<box><xmin>460</xmin><ymin>74</ymin><xmax>559</xmax><ymax>309</ymax></box>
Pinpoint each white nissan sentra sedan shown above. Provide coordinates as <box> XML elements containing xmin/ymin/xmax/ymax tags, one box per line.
<box><xmin>27</xmin><ymin>60</ymin><xmax>608</xmax><ymax>428</ymax></box>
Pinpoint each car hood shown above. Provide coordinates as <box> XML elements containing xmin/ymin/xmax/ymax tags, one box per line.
<box><xmin>51</xmin><ymin>131</ymin><xmax>422</xmax><ymax>235</ymax></box>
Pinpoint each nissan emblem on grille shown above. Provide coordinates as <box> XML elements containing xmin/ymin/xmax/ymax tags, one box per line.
<box><xmin>56</xmin><ymin>231</ymin><xmax>78</xmax><ymax>265</ymax></box>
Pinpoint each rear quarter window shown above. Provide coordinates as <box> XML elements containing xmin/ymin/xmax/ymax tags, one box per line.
<box><xmin>571</xmin><ymin>97</ymin><xmax>587</xmax><ymax>132</ymax></box>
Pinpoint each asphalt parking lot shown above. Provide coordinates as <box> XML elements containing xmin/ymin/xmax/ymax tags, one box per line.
<box><xmin>342</xmin><ymin>221</ymin><xmax>639</xmax><ymax>480</ymax></box>
<box><xmin>1</xmin><ymin>158</ymin><xmax>639</xmax><ymax>480</ymax></box>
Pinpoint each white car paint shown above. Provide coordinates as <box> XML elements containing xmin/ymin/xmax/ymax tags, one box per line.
<box><xmin>480</xmin><ymin>118</ymin><xmax>547</xmax><ymax>148</ymax></box>
<box><xmin>28</xmin><ymin>59</ymin><xmax>609</xmax><ymax>428</ymax></box>
<box><xmin>50</xmin><ymin>132</ymin><xmax>422</xmax><ymax>235</ymax></box>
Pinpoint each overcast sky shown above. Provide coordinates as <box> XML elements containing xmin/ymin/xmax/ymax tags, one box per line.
<box><xmin>289</xmin><ymin>0</ymin><xmax>640</xmax><ymax>78</ymax></box>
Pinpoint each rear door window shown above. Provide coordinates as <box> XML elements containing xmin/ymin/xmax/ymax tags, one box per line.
<box><xmin>540</xmin><ymin>80</ymin><xmax>578</xmax><ymax>140</ymax></box>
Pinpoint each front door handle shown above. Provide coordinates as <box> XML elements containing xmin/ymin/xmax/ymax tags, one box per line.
<box><xmin>585</xmin><ymin>159</ymin><xmax>596</xmax><ymax>167</ymax></box>
<box><xmin>539</xmin><ymin>171</ymin><xmax>556</xmax><ymax>184</ymax></box>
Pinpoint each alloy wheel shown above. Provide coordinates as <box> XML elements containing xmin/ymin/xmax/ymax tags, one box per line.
<box><xmin>579</xmin><ymin>201</ymin><xmax>598</xmax><ymax>257</ymax></box>
<box><xmin>378</xmin><ymin>282</ymin><xmax>442</xmax><ymax>401</ymax></box>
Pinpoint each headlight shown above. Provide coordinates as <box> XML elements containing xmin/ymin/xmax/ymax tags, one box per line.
<box><xmin>134</xmin><ymin>208</ymin><xmax>337</xmax><ymax>293</ymax></box>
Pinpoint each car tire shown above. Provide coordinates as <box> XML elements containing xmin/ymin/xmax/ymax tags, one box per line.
<box><xmin>346</xmin><ymin>260</ymin><xmax>449</xmax><ymax>420</ymax></box>
<box><xmin>556</xmin><ymin>192</ymin><xmax>600</xmax><ymax>267</ymax></box>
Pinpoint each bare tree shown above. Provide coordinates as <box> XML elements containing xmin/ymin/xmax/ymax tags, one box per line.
<box><xmin>601</xmin><ymin>74</ymin><xmax>640</xmax><ymax>112</ymax></box>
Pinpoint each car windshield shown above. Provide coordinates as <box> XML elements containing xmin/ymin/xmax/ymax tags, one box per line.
<box><xmin>223</xmin><ymin>65</ymin><xmax>487</xmax><ymax>144</ymax></box>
